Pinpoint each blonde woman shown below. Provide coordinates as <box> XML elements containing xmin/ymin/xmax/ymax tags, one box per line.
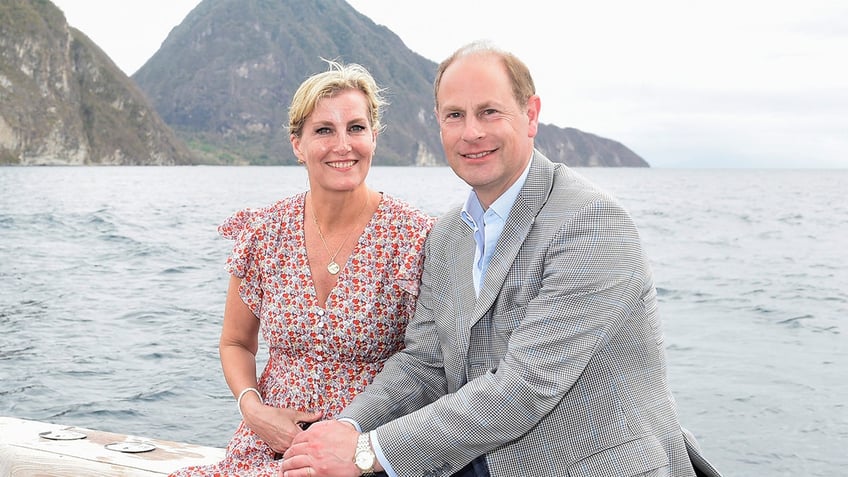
<box><xmin>170</xmin><ymin>61</ymin><xmax>433</xmax><ymax>477</ymax></box>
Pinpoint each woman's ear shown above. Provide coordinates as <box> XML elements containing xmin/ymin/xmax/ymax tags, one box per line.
<box><xmin>291</xmin><ymin>134</ymin><xmax>305</xmax><ymax>164</ymax></box>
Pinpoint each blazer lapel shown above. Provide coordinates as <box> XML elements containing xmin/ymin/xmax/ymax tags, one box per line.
<box><xmin>445</xmin><ymin>213</ymin><xmax>478</xmax><ymax>388</ymax></box>
<box><xmin>474</xmin><ymin>152</ymin><xmax>555</xmax><ymax>318</ymax></box>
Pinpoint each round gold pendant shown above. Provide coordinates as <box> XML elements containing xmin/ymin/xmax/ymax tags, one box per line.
<box><xmin>327</xmin><ymin>261</ymin><xmax>341</xmax><ymax>275</ymax></box>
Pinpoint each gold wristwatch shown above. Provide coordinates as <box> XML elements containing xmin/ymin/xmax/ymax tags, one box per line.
<box><xmin>354</xmin><ymin>432</ymin><xmax>376</xmax><ymax>476</ymax></box>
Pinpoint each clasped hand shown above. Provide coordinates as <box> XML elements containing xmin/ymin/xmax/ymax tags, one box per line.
<box><xmin>241</xmin><ymin>401</ymin><xmax>322</xmax><ymax>454</ymax></box>
<box><xmin>279</xmin><ymin>420</ymin><xmax>361</xmax><ymax>477</ymax></box>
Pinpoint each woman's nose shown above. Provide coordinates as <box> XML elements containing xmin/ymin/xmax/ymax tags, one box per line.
<box><xmin>334</xmin><ymin>135</ymin><xmax>352</xmax><ymax>153</ymax></box>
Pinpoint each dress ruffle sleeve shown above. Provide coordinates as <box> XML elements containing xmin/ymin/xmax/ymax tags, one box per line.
<box><xmin>386</xmin><ymin>198</ymin><xmax>436</xmax><ymax>298</ymax></box>
<box><xmin>218</xmin><ymin>207</ymin><xmax>265</xmax><ymax>317</ymax></box>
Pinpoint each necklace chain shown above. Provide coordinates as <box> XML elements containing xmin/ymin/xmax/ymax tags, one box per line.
<box><xmin>310</xmin><ymin>192</ymin><xmax>370</xmax><ymax>275</ymax></box>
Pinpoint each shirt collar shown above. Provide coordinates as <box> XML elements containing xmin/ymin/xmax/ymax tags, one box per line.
<box><xmin>461</xmin><ymin>155</ymin><xmax>533</xmax><ymax>228</ymax></box>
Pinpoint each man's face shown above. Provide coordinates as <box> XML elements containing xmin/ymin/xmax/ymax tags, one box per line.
<box><xmin>435</xmin><ymin>53</ymin><xmax>539</xmax><ymax>208</ymax></box>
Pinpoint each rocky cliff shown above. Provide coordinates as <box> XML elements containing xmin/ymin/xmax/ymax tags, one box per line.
<box><xmin>133</xmin><ymin>0</ymin><xmax>649</xmax><ymax>167</ymax></box>
<box><xmin>0</xmin><ymin>0</ymin><xmax>194</xmax><ymax>165</ymax></box>
<box><xmin>535</xmin><ymin>124</ymin><xmax>646</xmax><ymax>167</ymax></box>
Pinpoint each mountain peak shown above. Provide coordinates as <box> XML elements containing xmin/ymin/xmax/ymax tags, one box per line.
<box><xmin>133</xmin><ymin>0</ymin><xmax>648</xmax><ymax>167</ymax></box>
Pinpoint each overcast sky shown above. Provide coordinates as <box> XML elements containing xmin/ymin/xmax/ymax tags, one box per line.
<box><xmin>51</xmin><ymin>0</ymin><xmax>848</xmax><ymax>168</ymax></box>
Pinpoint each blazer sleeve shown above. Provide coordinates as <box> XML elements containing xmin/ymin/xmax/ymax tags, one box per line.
<box><xmin>344</xmin><ymin>194</ymin><xmax>650</xmax><ymax>476</ymax></box>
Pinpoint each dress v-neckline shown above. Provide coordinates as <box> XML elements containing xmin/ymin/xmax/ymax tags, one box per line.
<box><xmin>302</xmin><ymin>193</ymin><xmax>380</xmax><ymax>310</ymax></box>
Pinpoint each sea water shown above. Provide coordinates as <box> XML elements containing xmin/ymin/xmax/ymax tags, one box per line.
<box><xmin>1</xmin><ymin>166</ymin><xmax>846</xmax><ymax>476</ymax></box>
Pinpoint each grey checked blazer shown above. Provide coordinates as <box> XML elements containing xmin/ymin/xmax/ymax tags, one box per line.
<box><xmin>340</xmin><ymin>151</ymin><xmax>722</xmax><ymax>477</ymax></box>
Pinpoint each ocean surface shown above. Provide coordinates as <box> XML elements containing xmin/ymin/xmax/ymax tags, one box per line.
<box><xmin>1</xmin><ymin>166</ymin><xmax>845</xmax><ymax>476</ymax></box>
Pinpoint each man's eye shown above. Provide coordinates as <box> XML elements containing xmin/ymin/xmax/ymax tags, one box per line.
<box><xmin>443</xmin><ymin>112</ymin><xmax>462</xmax><ymax>123</ymax></box>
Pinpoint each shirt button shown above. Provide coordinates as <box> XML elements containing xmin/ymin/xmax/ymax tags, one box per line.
<box><xmin>317</xmin><ymin>309</ymin><xmax>325</xmax><ymax>317</ymax></box>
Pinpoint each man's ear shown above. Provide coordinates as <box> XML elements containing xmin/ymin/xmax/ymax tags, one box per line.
<box><xmin>526</xmin><ymin>95</ymin><xmax>541</xmax><ymax>138</ymax></box>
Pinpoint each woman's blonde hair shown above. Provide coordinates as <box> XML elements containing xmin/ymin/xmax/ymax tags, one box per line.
<box><xmin>288</xmin><ymin>59</ymin><xmax>387</xmax><ymax>138</ymax></box>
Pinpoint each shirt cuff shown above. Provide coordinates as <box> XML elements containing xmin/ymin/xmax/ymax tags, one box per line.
<box><xmin>336</xmin><ymin>418</ymin><xmax>361</xmax><ymax>432</ymax></box>
<box><xmin>370</xmin><ymin>430</ymin><xmax>398</xmax><ymax>477</ymax></box>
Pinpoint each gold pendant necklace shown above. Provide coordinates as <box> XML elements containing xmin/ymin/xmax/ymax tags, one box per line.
<box><xmin>310</xmin><ymin>192</ymin><xmax>370</xmax><ymax>275</ymax></box>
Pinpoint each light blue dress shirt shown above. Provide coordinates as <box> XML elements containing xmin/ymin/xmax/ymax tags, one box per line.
<box><xmin>460</xmin><ymin>158</ymin><xmax>533</xmax><ymax>293</ymax></box>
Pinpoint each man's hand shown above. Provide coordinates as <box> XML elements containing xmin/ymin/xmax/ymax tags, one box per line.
<box><xmin>279</xmin><ymin>420</ymin><xmax>361</xmax><ymax>477</ymax></box>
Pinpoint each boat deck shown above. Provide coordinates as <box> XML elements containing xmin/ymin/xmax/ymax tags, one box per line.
<box><xmin>0</xmin><ymin>416</ymin><xmax>225</xmax><ymax>476</ymax></box>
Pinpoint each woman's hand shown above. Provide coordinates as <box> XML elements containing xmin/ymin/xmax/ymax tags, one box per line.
<box><xmin>241</xmin><ymin>400</ymin><xmax>323</xmax><ymax>453</ymax></box>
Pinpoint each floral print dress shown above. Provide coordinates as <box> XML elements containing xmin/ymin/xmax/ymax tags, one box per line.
<box><xmin>169</xmin><ymin>192</ymin><xmax>433</xmax><ymax>477</ymax></box>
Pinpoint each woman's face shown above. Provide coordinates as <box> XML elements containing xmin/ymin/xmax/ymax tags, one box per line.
<box><xmin>292</xmin><ymin>89</ymin><xmax>377</xmax><ymax>194</ymax></box>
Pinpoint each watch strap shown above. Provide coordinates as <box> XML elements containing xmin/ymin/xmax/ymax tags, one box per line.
<box><xmin>355</xmin><ymin>432</ymin><xmax>376</xmax><ymax>476</ymax></box>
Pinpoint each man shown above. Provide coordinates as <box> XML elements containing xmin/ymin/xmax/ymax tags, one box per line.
<box><xmin>281</xmin><ymin>41</ymin><xmax>722</xmax><ymax>477</ymax></box>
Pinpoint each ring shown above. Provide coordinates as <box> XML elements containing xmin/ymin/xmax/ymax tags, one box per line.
<box><xmin>306</xmin><ymin>467</ymin><xmax>313</xmax><ymax>477</ymax></box>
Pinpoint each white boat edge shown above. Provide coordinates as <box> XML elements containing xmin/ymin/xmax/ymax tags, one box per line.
<box><xmin>0</xmin><ymin>416</ymin><xmax>225</xmax><ymax>476</ymax></box>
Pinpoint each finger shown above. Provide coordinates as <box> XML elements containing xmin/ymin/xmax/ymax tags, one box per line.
<box><xmin>281</xmin><ymin>443</ymin><xmax>308</xmax><ymax>464</ymax></box>
<box><xmin>270</xmin><ymin>441</ymin><xmax>290</xmax><ymax>455</ymax></box>
<box><xmin>283</xmin><ymin>467</ymin><xmax>313</xmax><ymax>477</ymax></box>
<box><xmin>297</xmin><ymin>409</ymin><xmax>323</xmax><ymax>425</ymax></box>
<box><xmin>280</xmin><ymin>468</ymin><xmax>313</xmax><ymax>477</ymax></box>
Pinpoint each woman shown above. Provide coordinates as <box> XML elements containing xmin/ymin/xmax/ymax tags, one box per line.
<box><xmin>170</xmin><ymin>61</ymin><xmax>434</xmax><ymax>477</ymax></box>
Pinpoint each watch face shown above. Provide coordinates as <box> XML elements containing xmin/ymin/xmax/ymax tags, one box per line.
<box><xmin>355</xmin><ymin>450</ymin><xmax>375</xmax><ymax>469</ymax></box>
